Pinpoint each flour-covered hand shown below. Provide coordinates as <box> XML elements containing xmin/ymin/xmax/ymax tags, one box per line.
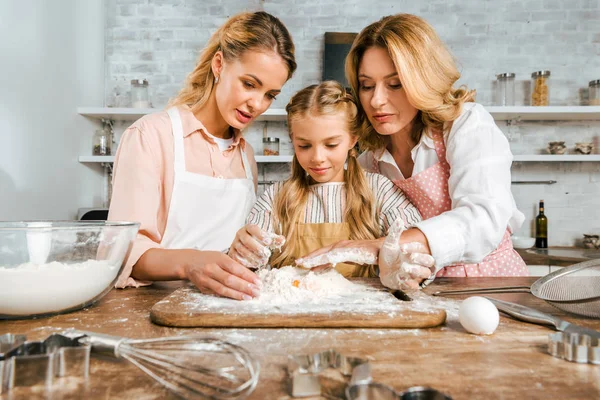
<box><xmin>379</xmin><ymin>219</ymin><xmax>435</xmax><ymax>290</ymax></box>
<box><xmin>295</xmin><ymin>239</ymin><xmax>381</xmax><ymax>270</ymax></box>
<box><xmin>229</xmin><ymin>224</ymin><xmax>285</xmax><ymax>269</ymax></box>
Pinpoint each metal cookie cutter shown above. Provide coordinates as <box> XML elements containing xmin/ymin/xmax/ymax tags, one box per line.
<box><xmin>548</xmin><ymin>332</ymin><xmax>600</xmax><ymax>364</ymax></box>
<box><xmin>346</xmin><ymin>382</ymin><xmax>452</xmax><ymax>400</ymax></box>
<box><xmin>288</xmin><ymin>349</ymin><xmax>371</xmax><ymax>398</ymax></box>
<box><xmin>0</xmin><ymin>333</ymin><xmax>90</xmax><ymax>393</ymax></box>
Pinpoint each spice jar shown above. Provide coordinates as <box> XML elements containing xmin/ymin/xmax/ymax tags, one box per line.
<box><xmin>589</xmin><ymin>80</ymin><xmax>600</xmax><ymax>106</ymax></box>
<box><xmin>131</xmin><ymin>79</ymin><xmax>150</xmax><ymax>108</ymax></box>
<box><xmin>93</xmin><ymin>128</ymin><xmax>111</xmax><ymax>155</ymax></box>
<box><xmin>531</xmin><ymin>71</ymin><xmax>551</xmax><ymax>106</ymax></box>
<box><xmin>263</xmin><ymin>137</ymin><xmax>280</xmax><ymax>156</ymax></box>
<box><xmin>495</xmin><ymin>73</ymin><xmax>515</xmax><ymax>106</ymax></box>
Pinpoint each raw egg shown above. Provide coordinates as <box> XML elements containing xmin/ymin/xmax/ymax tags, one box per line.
<box><xmin>459</xmin><ymin>296</ymin><xmax>500</xmax><ymax>335</ymax></box>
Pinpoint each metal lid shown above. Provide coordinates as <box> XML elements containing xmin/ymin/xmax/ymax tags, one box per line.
<box><xmin>131</xmin><ymin>79</ymin><xmax>148</xmax><ymax>86</ymax></box>
<box><xmin>263</xmin><ymin>137</ymin><xmax>280</xmax><ymax>143</ymax></box>
<box><xmin>496</xmin><ymin>73</ymin><xmax>515</xmax><ymax>79</ymax></box>
<box><xmin>589</xmin><ymin>80</ymin><xmax>600</xmax><ymax>87</ymax></box>
<box><xmin>531</xmin><ymin>70</ymin><xmax>551</xmax><ymax>78</ymax></box>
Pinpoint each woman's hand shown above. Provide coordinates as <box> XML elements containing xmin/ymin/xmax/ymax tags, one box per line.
<box><xmin>379</xmin><ymin>242</ymin><xmax>435</xmax><ymax>289</ymax></box>
<box><xmin>378</xmin><ymin>219</ymin><xmax>435</xmax><ymax>290</ymax></box>
<box><xmin>182</xmin><ymin>250</ymin><xmax>263</xmax><ymax>301</ymax></box>
<box><xmin>229</xmin><ymin>224</ymin><xmax>285</xmax><ymax>269</ymax></box>
<box><xmin>134</xmin><ymin>248</ymin><xmax>263</xmax><ymax>300</ymax></box>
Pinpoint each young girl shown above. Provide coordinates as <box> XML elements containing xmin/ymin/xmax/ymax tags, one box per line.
<box><xmin>244</xmin><ymin>81</ymin><xmax>422</xmax><ymax>277</ymax></box>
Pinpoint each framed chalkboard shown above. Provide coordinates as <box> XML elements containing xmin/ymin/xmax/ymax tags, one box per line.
<box><xmin>322</xmin><ymin>32</ymin><xmax>357</xmax><ymax>87</ymax></box>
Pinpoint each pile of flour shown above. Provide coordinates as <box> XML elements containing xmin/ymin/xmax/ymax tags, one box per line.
<box><xmin>173</xmin><ymin>265</ymin><xmax>459</xmax><ymax>318</ymax></box>
<box><xmin>0</xmin><ymin>260</ymin><xmax>119</xmax><ymax>315</ymax></box>
<box><xmin>254</xmin><ymin>266</ymin><xmax>362</xmax><ymax>305</ymax></box>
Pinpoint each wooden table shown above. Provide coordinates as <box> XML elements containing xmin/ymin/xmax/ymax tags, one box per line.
<box><xmin>1</xmin><ymin>278</ymin><xmax>599</xmax><ymax>399</ymax></box>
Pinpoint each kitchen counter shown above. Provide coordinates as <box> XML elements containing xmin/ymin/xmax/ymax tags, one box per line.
<box><xmin>516</xmin><ymin>246</ymin><xmax>600</xmax><ymax>266</ymax></box>
<box><xmin>1</xmin><ymin>278</ymin><xmax>599</xmax><ymax>399</ymax></box>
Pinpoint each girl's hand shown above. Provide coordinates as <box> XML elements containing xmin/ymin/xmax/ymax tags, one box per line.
<box><xmin>296</xmin><ymin>238</ymin><xmax>384</xmax><ymax>270</ymax></box>
<box><xmin>182</xmin><ymin>251</ymin><xmax>263</xmax><ymax>301</ymax></box>
<box><xmin>229</xmin><ymin>224</ymin><xmax>285</xmax><ymax>269</ymax></box>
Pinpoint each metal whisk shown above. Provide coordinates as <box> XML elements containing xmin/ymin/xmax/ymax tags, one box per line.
<box><xmin>62</xmin><ymin>329</ymin><xmax>259</xmax><ymax>399</ymax></box>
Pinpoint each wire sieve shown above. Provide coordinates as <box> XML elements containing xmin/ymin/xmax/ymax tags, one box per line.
<box><xmin>433</xmin><ymin>259</ymin><xmax>600</xmax><ymax>318</ymax></box>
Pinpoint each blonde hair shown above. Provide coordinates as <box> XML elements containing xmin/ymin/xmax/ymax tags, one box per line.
<box><xmin>270</xmin><ymin>81</ymin><xmax>381</xmax><ymax>267</ymax></box>
<box><xmin>170</xmin><ymin>11</ymin><xmax>296</xmax><ymax>111</ymax></box>
<box><xmin>345</xmin><ymin>13</ymin><xmax>476</xmax><ymax>151</ymax></box>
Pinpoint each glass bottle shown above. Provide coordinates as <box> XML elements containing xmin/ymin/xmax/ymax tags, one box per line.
<box><xmin>131</xmin><ymin>79</ymin><xmax>150</xmax><ymax>108</ymax></box>
<box><xmin>535</xmin><ymin>200</ymin><xmax>548</xmax><ymax>248</ymax></box>
<box><xmin>531</xmin><ymin>71</ymin><xmax>551</xmax><ymax>106</ymax></box>
<box><xmin>495</xmin><ymin>73</ymin><xmax>515</xmax><ymax>106</ymax></box>
<box><xmin>589</xmin><ymin>80</ymin><xmax>600</xmax><ymax>106</ymax></box>
<box><xmin>263</xmin><ymin>137</ymin><xmax>280</xmax><ymax>156</ymax></box>
<box><xmin>93</xmin><ymin>128</ymin><xmax>111</xmax><ymax>156</ymax></box>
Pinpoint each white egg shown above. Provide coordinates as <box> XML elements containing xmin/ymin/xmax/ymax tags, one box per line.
<box><xmin>459</xmin><ymin>296</ymin><xmax>500</xmax><ymax>335</ymax></box>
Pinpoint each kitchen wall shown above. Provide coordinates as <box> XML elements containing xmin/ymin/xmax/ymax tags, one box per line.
<box><xmin>104</xmin><ymin>0</ymin><xmax>600</xmax><ymax>245</ymax></box>
<box><xmin>0</xmin><ymin>0</ymin><xmax>106</xmax><ymax>220</ymax></box>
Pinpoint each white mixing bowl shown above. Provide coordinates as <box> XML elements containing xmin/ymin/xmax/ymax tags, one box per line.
<box><xmin>0</xmin><ymin>221</ymin><xmax>139</xmax><ymax>319</ymax></box>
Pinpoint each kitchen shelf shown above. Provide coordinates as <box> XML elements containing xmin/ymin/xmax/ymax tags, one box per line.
<box><xmin>513</xmin><ymin>155</ymin><xmax>600</xmax><ymax>161</ymax></box>
<box><xmin>80</xmin><ymin>154</ymin><xmax>600</xmax><ymax>163</ymax></box>
<box><xmin>79</xmin><ymin>155</ymin><xmax>293</xmax><ymax>163</ymax></box>
<box><xmin>254</xmin><ymin>155</ymin><xmax>293</xmax><ymax>162</ymax></box>
<box><xmin>77</xmin><ymin>107</ymin><xmax>287</xmax><ymax>121</ymax></box>
<box><xmin>487</xmin><ymin>106</ymin><xmax>600</xmax><ymax>121</ymax></box>
<box><xmin>79</xmin><ymin>156</ymin><xmax>115</xmax><ymax>163</ymax></box>
<box><xmin>79</xmin><ymin>106</ymin><xmax>600</xmax><ymax>122</ymax></box>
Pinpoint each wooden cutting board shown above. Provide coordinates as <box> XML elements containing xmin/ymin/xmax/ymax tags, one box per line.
<box><xmin>150</xmin><ymin>279</ymin><xmax>447</xmax><ymax>329</ymax></box>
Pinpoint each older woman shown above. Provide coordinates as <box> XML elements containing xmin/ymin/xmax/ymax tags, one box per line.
<box><xmin>336</xmin><ymin>13</ymin><xmax>527</xmax><ymax>287</ymax></box>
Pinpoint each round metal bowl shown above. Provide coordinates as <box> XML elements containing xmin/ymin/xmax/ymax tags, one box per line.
<box><xmin>0</xmin><ymin>221</ymin><xmax>139</xmax><ymax>319</ymax></box>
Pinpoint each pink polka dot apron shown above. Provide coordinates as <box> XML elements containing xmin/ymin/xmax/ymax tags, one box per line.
<box><xmin>374</xmin><ymin>131</ymin><xmax>528</xmax><ymax>277</ymax></box>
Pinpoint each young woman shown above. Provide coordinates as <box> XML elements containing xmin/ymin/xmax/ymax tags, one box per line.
<box><xmin>233</xmin><ymin>81</ymin><xmax>427</xmax><ymax>279</ymax></box>
<box><xmin>304</xmin><ymin>13</ymin><xmax>528</xmax><ymax>288</ymax></box>
<box><xmin>108</xmin><ymin>12</ymin><xmax>296</xmax><ymax>300</ymax></box>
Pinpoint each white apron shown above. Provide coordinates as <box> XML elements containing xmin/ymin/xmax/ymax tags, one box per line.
<box><xmin>160</xmin><ymin>107</ymin><xmax>256</xmax><ymax>251</ymax></box>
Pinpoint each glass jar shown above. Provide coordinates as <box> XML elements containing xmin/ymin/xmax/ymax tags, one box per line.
<box><xmin>589</xmin><ymin>80</ymin><xmax>600</xmax><ymax>106</ymax></box>
<box><xmin>495</xmin><ymin>73</ymin><xmax>515</xmax><ymax>106</ymax></box>
<box><xmin>131</xmin><ymin>79</ymin><xmax>150</xmax><ymax>108</ymax></box>
<box><xmin>263</xmin><ymin>137</ymin><xmax>280</xmax><ymax>156</ymax></box>
<box><xmin>93</xmin><ymin>128</ymin><xmax>112</xmax><ymax>156</ymax></box>
<box><xmin>531</xmin><ymin>70</ymin><xmax>551</xmax><ymax>106</ymax></box>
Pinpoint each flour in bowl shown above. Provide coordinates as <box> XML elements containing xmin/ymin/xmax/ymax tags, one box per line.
<box><xmin>0</xmin><ymin>260</ymin><xmax>119</xmax><ymax>316</ymax></box>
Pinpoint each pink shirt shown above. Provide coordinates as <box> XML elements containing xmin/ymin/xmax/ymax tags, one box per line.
<box><xmin>108</xmin><ymin>105</ymin><xmax>258</xmax><ymax>288</ymax></box>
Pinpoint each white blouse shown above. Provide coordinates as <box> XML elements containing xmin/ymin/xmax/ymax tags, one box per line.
<box><xmin>359</xmin><ymin>102</ymin><xmax>524</xmax><ymax>268</ymax></box>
